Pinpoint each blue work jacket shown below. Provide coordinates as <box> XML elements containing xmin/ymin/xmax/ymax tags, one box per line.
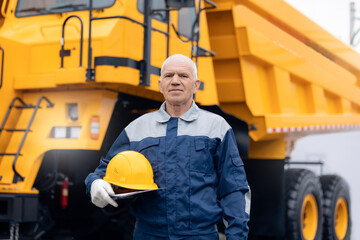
<box><xmin>85</xmin><ymin>102</ymin><xmax>250</xmax><ymax>239</ymax></box>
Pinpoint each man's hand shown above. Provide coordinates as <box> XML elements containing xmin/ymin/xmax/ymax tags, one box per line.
<box><xmin>90</xmin><ymin>179</ymin><xmax>118</xmax><ymax>208</ymax></box>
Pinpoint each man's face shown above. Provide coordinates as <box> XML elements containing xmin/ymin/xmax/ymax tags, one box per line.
<box><xmin>158</xmin><ymin>58</ymin><xmax>200</xmax><ymax>106</ymax></box>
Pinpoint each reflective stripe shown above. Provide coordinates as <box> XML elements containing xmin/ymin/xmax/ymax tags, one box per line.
<box><xmin>245</xmin><ymin>187</ymin><xmax>251</xmax><ymax>216</ymax></box>
<box><xmin>267</xmin><ymin>124</ymin><xmax>360</xmax><ymax>133</ymax></box>
<box><xmin>223</xmin><ymin>218</ymin><xmax>228</xmax><ymax>228</ymax></box>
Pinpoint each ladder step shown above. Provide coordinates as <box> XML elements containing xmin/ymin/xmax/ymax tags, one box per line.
<box><xmin>15</xmin><ymin>104</ymin><xmax>36</xmax><ymax>109</ymax></box>
<box><xmin>5</xmin><ymin>129</ymin><xmax>29</xmax><ymax>132</ymax></box>
<box><xmin>0</xmin><ymin>153</ymin><xmax>21</xmax><ymax>156</ymax></box>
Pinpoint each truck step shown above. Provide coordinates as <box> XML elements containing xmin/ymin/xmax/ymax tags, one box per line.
<box><xmin>15</xmin><ymin>104</ymin><xmax>36</xmax><ymax>109</ymax></box>
<box><xmin>0</xmin><ymin>153</ymin><xmax>21</xmax><ymax>156</ymax></box>
<box><xmin>4</xmin><ymin>129</ymin><xmax>29</xmax><ymax>132</ymax></box>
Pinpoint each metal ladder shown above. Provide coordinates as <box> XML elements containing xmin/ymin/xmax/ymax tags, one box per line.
<box><xmin>0</xmin><ymin>96</ymin><xmax>54</xmax><ymax>183</ymax></box>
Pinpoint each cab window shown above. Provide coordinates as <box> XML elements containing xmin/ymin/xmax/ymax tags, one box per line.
<box><xmin>15</xmin><ymin>0</ymin><xmax>115</xmax><ymax>17</ymax></box>
<box><xmin>137</xmin><ymin>0</ymin><xmax>167</xmax><ymax>23</ymax></box>
<box><xmin>178</xmin><ymin>6</ymin><xmax>197</xmax><ymax>39</ymax></box>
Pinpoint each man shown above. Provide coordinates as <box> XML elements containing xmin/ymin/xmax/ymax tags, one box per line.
<box><xmin>85</xmin><ymin>54</ymin><xmax>250</xmax><ymax>239</ymax></box>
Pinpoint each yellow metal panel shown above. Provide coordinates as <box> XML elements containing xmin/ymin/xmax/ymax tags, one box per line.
<box><xmin>269</xmin><ymin>67</ymin><xmax>294</xmax><ymax>114</ymax></box>
<box><xmin>289</xmin><ymin>75</ymin><xmax>314</xmax><ymax>114</ymax></box>
<box><xmin>210</xmin><ymin>35</ymin><xmax>239</xmax><ymax>59</ymax></box>
<box><xmin>249</xmin><ymin>138</ymin><xmax>286</xmax><ymax>159</ymax></box>
<box><xmin>208</xmin><ymin>1</ymin><xmax>235</xmax><ymax>12</ymax></box>
<box><xmin>234</xmin><ymin>27</ymin><xmax>250</xmax><ymax>55</ymax></box>
<box><xmin>195</xmin><ymin>58</ymin><xmax>219</xmax><ymax>105</ymax></box>
<box><xmin>0</xmin><ymin>0</ymin><xmax>218</xmax><ymax>106</ymax></box>
<box><xmin>351</xmin><ymin>103</ymin><xmax>360</xmax><ymax>114</ymax></box>
<box><xmin>342</xmin><ymin>99</ymin><xmax>352</xmax><ymax>114</ymax></box>
<box><xmin>324</xmin><ymin>91</ymin><xmax>343</xmax><ymax>114</ymax></box>
<box><xmin>14</xmin><ymin>73</ymin><xmax>57</xmax><ymax>89</ymax></box>
<box><xmin>260</xmin><ymin>66</ymin><xmax>282</xmax><ymax>114</ymax></box>
<box><xmin>214</xmin><ymin>59</ymin><xmax>245</xmax><ymax>102</ymax></box>
<box><xmin>96</xmin><ymin>65</ymin><xmax>141</xmax><ymax>85</ymax></box>
<box><xmin>310</xmin><ymin>85</ymin><xmax>327</xmax><ymax>114</ymax></box>
<box><xmin>240</xmin><ymin>56</ymin><xmax>268</xmax><ymax>116</ymax></box>
<box><xmin>0</xmin><ymin>90</ymin><xmax>117</xmax><ymax>192</ymax></box>
<box><xmin>206</xmin><ymin>9</ymin><xmax>235</xmax><ymax>36</ymax></box>
<box><xmin>220</xmin><ymin>102</ymin><xmax>273</xmax><ymax>142</ymax></box>
<box><xmin>54</xmin><ymin>68</ymin><xmax>86</xmax><ymax>84</ymax></box>
<box><xmin>0</xmin><ymin>56</ymin><xmax>22</xmax><ymax>155</ymax></box>
<box><xmin>190</xmin><ymin>1</ymin><xmax>219</xmax><ymax>106</ymax></box>
<box><xmin>209</xmin><ymin>3</ymin><xmax>360</xmax><ymax>149</ymax></box>
<box><xmin>232</xmin><ymin>5</ymin><xmax>360</xmax><ymax>105</ymax></box>
<box><xmin>242</xmin><ymin>0</ymin><xmax>360</xmax><ymax>74</ymax></box>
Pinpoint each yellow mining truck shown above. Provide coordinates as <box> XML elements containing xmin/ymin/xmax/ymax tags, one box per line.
<box><xmin>0</xmin><ymin>0</ymin><xmax>356</xmax><ymax>239</ymax></box>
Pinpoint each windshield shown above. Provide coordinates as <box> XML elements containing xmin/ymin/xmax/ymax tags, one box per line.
<box><xmin>15</xmin><ymin>0</ymin><xmax>115</xmax><ymax>17</ymax></box>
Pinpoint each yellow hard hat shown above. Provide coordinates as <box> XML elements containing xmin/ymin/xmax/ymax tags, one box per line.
<box><xmin>103</xmin><ymin>151</ymin><xmax>158</xmax><ymax>191</ymax></box>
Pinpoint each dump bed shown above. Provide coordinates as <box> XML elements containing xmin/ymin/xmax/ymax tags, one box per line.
<box><xmin>206</xmin><ymin>0</ymin><xmax>360</xmax><ymax>158</ymax></box>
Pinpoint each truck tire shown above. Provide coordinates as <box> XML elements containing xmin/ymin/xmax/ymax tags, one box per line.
<box><xmin>320</xmin><ymin>175</ymin><xmax>351</xmax><ymax>240</ymax></box>
<box><xmin>285</xmin><ymin>168</ymin><xmax>323</xmax><ymax>240</ymax></box>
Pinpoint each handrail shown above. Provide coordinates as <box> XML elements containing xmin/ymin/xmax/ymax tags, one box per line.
<box><xmin>12</xmin><ymin>96</ymin><xmax>54</xmax><ymax>183</ymax></box>
<box><xmin>192</xmin><ymin>0</ymin><xmax>217</xmax><ymax>65</ymax></box>
<box><xmin>141</xmin><ymin>0</ymin><xmax>152</xmax><ymax>86</ymax></box>
<box><xmin>285</xmin><ymin>158</ymin><xmax>324</xmax><ymax>175</ymax></box>
<box><xmin>86</xmin><ymin>0</ymin><xmax>168</xmax><ymax>84</ymax></box>
<box><xmin>204</xmin><ymin>0</ymin><xmax>217</xmax><ymax>9</ymax></box>
<box><xmin>86</xmin><ymin>0</ymin><xmax>93</xmax><ymax>81</ymax></box>
<box><xmin>60</xmin><ymin>15</ymin><xmax>84</xmax><ymax>68</ymax></box>
<box><xmin>0</xmin><ymin>97</ymin><xmax>30</xmax><ymax>134</ymax></box>
<box><xmin>1</xmin><ymin>0</ymin><xmax>8</xmax><ymax>17</ymax></box>
<box><xmin>91</xmin><ymin>15</ymin><xmax>169</xmax><ymax>36</ymax></box>
<box><xmin>90</xmin><ymin>14</ymin><xmax>169</xmax><ymax>85</ymax></box>
<box><xmin>0</xmin><ymin>46</ymin><xmax>3</xmax><ymax>89</ymax></box>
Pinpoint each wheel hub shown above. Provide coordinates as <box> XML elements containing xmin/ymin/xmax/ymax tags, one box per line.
<box><xmin>301</xmin><ymin>194</ymin><xmax>318</xmax><ymax>239</ymax></box>
<box><xmin>335</xmin><ymin>197</ymin><xmax>348</xmax><ymax>240</ymax></box>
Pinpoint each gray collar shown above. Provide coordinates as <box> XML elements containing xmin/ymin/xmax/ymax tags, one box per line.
<box><xmin>155</xmin><ymin>101</ymin><xmax>200</xmax><ymax>123</ymax></box>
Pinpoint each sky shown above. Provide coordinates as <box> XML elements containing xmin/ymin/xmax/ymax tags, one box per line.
<box><xmin>284</xmin><ymin>0</ymin><xmax>360</xmax><ymax>238</ymax></box>
<box><xmin>285</xmin><ymin>0</ymin><xmax>355</xmax><ymax>46</ymax></box>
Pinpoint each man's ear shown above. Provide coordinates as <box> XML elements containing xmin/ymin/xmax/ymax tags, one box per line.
<box><xmin>158</xmin><ymin>79</ymin><xmax>163</xmax><ymax>93</ymax></box>
<box><xmin>193</xmin><ymin>79</ymin><xmax>200</xmax><ymax>94</ymax></box>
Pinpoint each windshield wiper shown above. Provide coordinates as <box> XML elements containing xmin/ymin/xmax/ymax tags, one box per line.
<box><xmin>46</xmin><ymin>3</ymin><xmax>87</xmax><ymax>11</ymax></box>
<box><xmin>18</xmin><ymin>7</ymin><xmax>51</xmax><ymax>14</ymax></box>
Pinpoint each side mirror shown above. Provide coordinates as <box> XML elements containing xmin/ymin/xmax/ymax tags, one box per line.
<box><xmin>166</xmin><ymin>0</ymin><xmax>195</xmax><ymax>9</ymax></box>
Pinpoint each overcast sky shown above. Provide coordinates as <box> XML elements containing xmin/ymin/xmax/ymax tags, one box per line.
<box><xmin>284</xmin><ymin>0</ymin><xmax>360</xmax><ymax>238</ymax></box>
<box><xmin>285</xmin><ymin>0</ymin><xmax>358</xmax><ymax>48</ymax></box>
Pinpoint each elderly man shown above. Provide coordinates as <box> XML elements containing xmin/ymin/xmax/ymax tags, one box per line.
<box><xmin>85</xmin><ymin>54</ymin><xmax>250</xmax><ymax>240</ymax></box>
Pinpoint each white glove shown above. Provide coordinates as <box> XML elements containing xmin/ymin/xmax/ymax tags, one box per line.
<box><xmin>90</xmin><ymin>179</ymin><xmax>118</xmax><ymax>208</ymax></box>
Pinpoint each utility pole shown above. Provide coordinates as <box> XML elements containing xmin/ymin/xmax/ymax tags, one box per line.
<box><xmin>350</xmin><ymin>2</ymin><xmax>360</xmax><ymax>46</ymax></box>
<box><xmin>350</xmin><ymin>2</ymin><xmax>355</xmax><ymax>45</ymax></box>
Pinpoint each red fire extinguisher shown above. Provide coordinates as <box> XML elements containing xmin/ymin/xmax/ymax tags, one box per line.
<box><xmin>61</xmin><ymin>177</ymin><xmax>69</xmax><ymax>208</ymax></box>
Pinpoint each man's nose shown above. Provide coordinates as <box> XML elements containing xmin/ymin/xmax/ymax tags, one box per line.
<box><xmin>171</xmin><ymin>75</ymin><xmax>180</xmax><ymax>84</ymax></box>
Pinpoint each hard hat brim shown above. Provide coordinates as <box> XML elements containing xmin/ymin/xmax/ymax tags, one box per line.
<box><xmin>104</xmin><ymin>178</ymin><xmax>158</xmax><ymax>191</ymax></box>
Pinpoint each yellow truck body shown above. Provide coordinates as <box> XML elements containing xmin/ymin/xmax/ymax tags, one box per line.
<box><xmin>0</xmin><ymin>0</ymin><xmax>356</xmax><ymax>239</ymax></box>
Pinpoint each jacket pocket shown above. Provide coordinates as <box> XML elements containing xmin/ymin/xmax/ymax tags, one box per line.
<box><xmin>190</xmin><ymin>137</ymin><xmax>215</xmax><ymax>174</ymax></box>
<box><xmin>231</xmin><ymin>156</ymin><xmax>247</xmax><ymax>186</ymax></box>
<box><xmin>136</xmin><ymin>138</ymin><xmax>160</xmax><ymax>152</ymax></box>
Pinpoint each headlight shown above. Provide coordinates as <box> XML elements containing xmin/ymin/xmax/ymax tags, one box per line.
<box><xmin>51</xmin><ymin>127</ymin><xmax>81</xmax><ymax>139</ymax></box>
<box><xmin>52</xmin><ymin>127</ymin><xmax>67</xmax><ymax>138</ymax></box>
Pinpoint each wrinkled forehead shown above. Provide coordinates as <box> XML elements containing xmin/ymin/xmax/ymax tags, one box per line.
<box><xmin>162</xmin><ymin>58</ymin><xmax>193</xmax><ymax>75</ymax></box>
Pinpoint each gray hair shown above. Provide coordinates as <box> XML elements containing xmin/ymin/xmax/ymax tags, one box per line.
<box><xmin>160</xmin><ymin>54</ymin><xmax>198</xmax><ymax>80</ymax></box>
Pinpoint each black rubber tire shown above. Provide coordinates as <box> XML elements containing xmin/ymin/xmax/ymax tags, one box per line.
<box><xmin>320</xmin><ymin>175</ymin><xmax>351</xmax><ymax>240</ymax></box>
<box><xmin>285</xmin><ymin>168</ymin><xmax>323</xmax><ymax>240</ymax></box>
